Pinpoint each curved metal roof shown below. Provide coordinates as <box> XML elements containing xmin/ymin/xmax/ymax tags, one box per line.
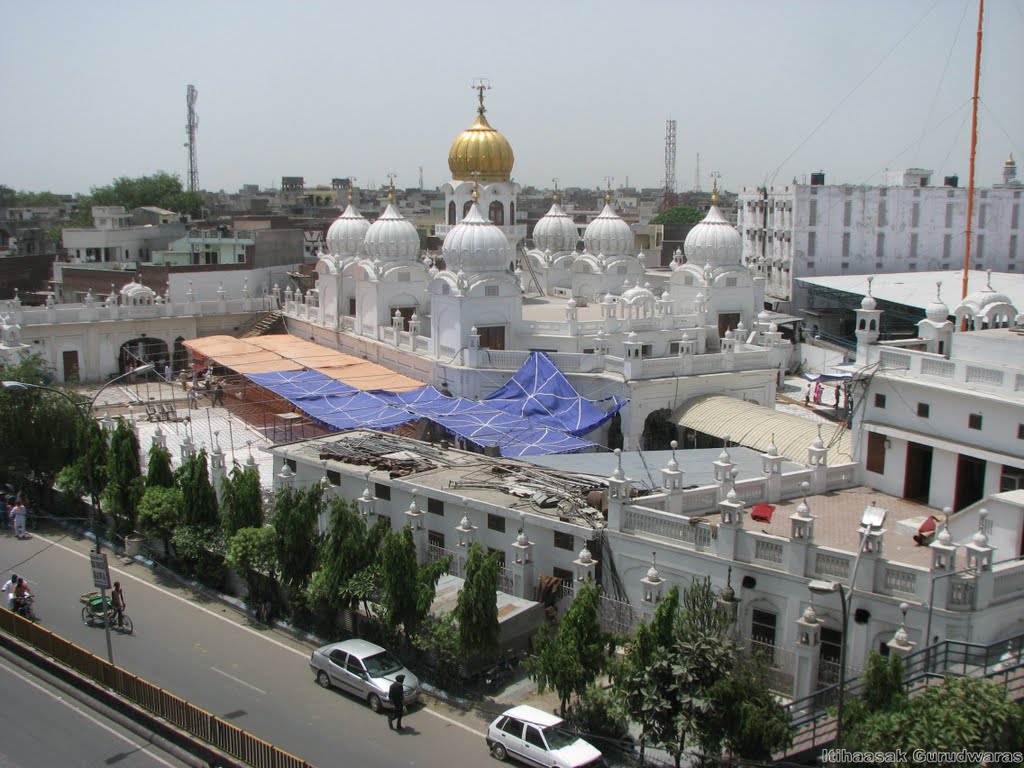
<box><xmin>670</xmin><ymin>395</ymin><xmax>853</xmax><ymax>464</ymax></box>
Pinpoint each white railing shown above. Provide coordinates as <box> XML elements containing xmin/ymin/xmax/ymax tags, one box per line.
<box><xmin>340</xmin><ymin>315</ymin><xmax>355</xmax><ymax>331</ymax></box>
<box><xmin>882</xmin><ymin>566</ymin><xmax>919</xmax><ymax>596</ymax></box>
<box><xmin>622</xmin><ymin>507</ymin><xmax>712</xmax><ymax>549</ymax></box>
<box><xmin>966</xmin><ymin>365</ymin><xmax>1004</xmax><ymax>386</ymax></box>
<box><xmin>498</xmin><ymin>565</ymin><xmax>514</xmax><ymax>595</ymax></box>
<box><xmin>4</xmin><ymin>295</ymin><xmax>276</xmax><ymax>326</ymax></box>
<box><xmin>814</xmin><ymin>552</ymin><xmax>851</xmax><ymax>580</ymax></box>
<box><xmin>679</xmin><ymin>487</ymin><xmax>720</xmax><ymax>513</ymax></box>
<box><xmin>993</xmin><ymin>563</ymin><xmax>1024</xmax><ymax>600</ymax></box>
<box><xmin>949</xmin><ymin>578</ymin><xmax>975</xmax><ymax>609</ymax></box>
<box><xmin>753</xmin><ymin>538</ymin><xmax>785</xmax><ymax>564</ymax></box>
<box><xmin>426</xmin><ymin>544</ymin><xmax>459</xmax><ymax>576</ymax></box>
<box><xmin>879</xmin><ymin>350</ymin><xmax>911</xmax><ymax>370</ymax></box>
<box><xmin>826</xmin><ymin>464</ymin><xmax>857</xmax><ymax>488</ymax></box>
<box><xmin>921</xmin><ymin>358</ymin><xmax>955</xmax><ymax>378</ymax></box>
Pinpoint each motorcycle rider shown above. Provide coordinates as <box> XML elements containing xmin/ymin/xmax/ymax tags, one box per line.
<box><xmin>12</xmin><ymin>577</ymin><xmax>32</xmax><ymax>616</ymax></box>
<box><xmin>2</xmin><ymin>573</ymin><xmax>17</xmax><ymax>609</ymax></box>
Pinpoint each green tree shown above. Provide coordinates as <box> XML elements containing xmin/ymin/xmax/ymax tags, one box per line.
<box><xmin>145</xmin><ymin>444</ymin><xmax>175</xmax><ymax>489</ymax></box>
<box><xmin>378</xmin><ymin>526</ymin><xmax>448</xmax><ymax>640</ymax></box>
<box><xmin>226</xmin><ymin>526</ymin><xmax>278</xmax><ymax>609</ymax></box>
<box><xmin>220</xmin><ymin>464</ymin><xmax>263</xmax><ymax>536</ymax></box>
<box><xmin>136</xmin><ymin>485</ymin><xmax>183</xmax><ymax>553</ymax></box>
<box><xmin>15</xmin><ymin>190</ymin><xmax>63</xmax><ymax>207</ymax></box>
<box><xmin>842</xmin><ymin>651</ymin><xmax>906</xmax><ymax>734</ymax></box>
<box><xmin>455</xmin><ymin>542</ymin><xmax>501</xmax><ymax>660</ymax></box>
<box><xmin>527</xmin><ymin>580</ymin><xmax>607</xmax><ymax>716</ymax></box>
<box><xmin>703</xmin><ymin>658</ymin><xmax>793</xmax><ymax>760</ymax></box>
<box><xmin>650</xmin><ymin>205</ymin><xmax>704</xmax><ymax>226</ymax></box>
<box><xmin>72</xmin><ymin>172</ymin><xmax>202</xmax><ymax>226</ymax></box>
<box><xmin>176</xmin><ymin>449</ymin><xmax>219</xmax><ymax>527</ymax></box>
<box><xmin>844</xmin><ymin>675</ymin><xmax>1024</xmax><ymax>758</ymax></box>
<box><xmin>103</xmin><ymin>418</ymin><xmax>144</xmax><ymax>535</ymax></box>
<box><xmin>0</xmin><ymin>185</ymin><xmax>16</xmax><ymax>208</ymax></box>
<box><xmin>271</xmin><ymin>484</ymin><xmax>323</xmax><ymax>590</ymax></box>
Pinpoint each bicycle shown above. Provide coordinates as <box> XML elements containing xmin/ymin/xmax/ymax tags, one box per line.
<box><xmin>80</xmin><ymin>592</ymin><xmax>134</xmax><ymax>634</ymax></box>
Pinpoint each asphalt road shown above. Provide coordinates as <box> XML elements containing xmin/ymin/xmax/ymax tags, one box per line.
<box><xmin>0</xmin><ymin>528</ymin><xmax>495</xmax><ymax>768</ymax></box>
<box><xmin>0</xmin><ymin>653</ymin><xmax>192</xmax><ymax>768</ymax></box>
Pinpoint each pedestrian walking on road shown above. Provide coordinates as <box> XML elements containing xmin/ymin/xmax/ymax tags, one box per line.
<box><xmin>11</xmin><ymin>498</ymin><xmax>27</xmax><ymax>539</ymax></box>
<box><xmin>111</xmin><ymin>581</ymin><xmax>126</xmax><ymax>627</ymax></box>
<box><xmin>387</xmin><ymin>674</ymin><xmax>406</xmax><ymax>731</ymax></box>
<box><xmin>212</xmin><ymin>382</ymin><xmax>224</xmax><ymax>407</ymax></box>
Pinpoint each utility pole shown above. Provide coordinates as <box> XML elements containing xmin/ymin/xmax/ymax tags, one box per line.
<box><xmin>662</xmin><ymin>119</ymin><xmax>677</xmax><ymax>211</ymax></box>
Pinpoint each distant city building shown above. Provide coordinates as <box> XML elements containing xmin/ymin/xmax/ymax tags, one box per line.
<box><xmin>738</xmin><ymin>167</ymin><xmax>1024</xmax><ymax>314</ymax></box>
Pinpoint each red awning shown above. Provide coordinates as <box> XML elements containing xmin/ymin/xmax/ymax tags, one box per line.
<box><xmin>751</xmin><ymin>503</ymin><xmax>775</xmax><ymax>523</ymax></box>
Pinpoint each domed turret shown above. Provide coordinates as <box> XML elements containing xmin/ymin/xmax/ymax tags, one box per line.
<box><xmin>925</xmin><ymin>281</ymin><xmax>950</xmax><ymax>323</ymax></box>
<box><xmin>448</xmin><ymin>84</ymin><xmax>514</xmax><ymax>182</ymax></box>
<box><xmin>442</xmin><ymin>185</ymin><xmax>513</xmax><ymax>274</ymax></box>
<box><xmin>683</xmin><ymin>178</ymin><xmax>742</xmax><ymax>266</ymax></box>
<box><xmin>532</xmin><ymin>187</ymin><xmax>578</xmax><ymax>253</ymax></box>
<box><xmin>583</xmin><ymin>188</ymin><xmax>633</xmax><ymax>256</ymax></box>
<box><xmin>326</xmin><ymin>190</ymin><xmax>371</xmax><ymax>258</ymax></box>
<box><xmin>363</xmin><ymin>186</ymin><xmax>420</xmax><ymax>262</ymax></box>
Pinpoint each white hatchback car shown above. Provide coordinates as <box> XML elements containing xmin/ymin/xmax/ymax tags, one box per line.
<box><xmin>486</xmin><ymin>705</ymin><xmax>604</xmax><ymax>768</ymax></box>
<box><xmin>309</xmin><ymin>639</ymin><xmax>419</xmax><ymax>713</ymax></box>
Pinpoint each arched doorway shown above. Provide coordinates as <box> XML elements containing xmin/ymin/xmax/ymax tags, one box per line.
<box><xmin>606</xmin><ymin>412</ymin><xmax>623</xmax><ymax>451</ymax></box>
<box><xmin>448</xmin><ymin>201</ymin><xmax>456</xmax><ymax>225</ymax></box>
<box><xmin>488</xmin><ymin>201</ymin><xmax>504</xmax><ymax>225</ymax></box>
<box><xmin>173</xmin><ymin>336</ymin><xmax>189</xmax><ymax>374</ymax></box>
<box><xmin>119</xmin><ymin>336</ymin><xmax>169</xmax><ymax>374</ymax></box>
<box><xmin>643</xmin><ymin>409</ymin><xmax>678</xmax><ymax>451</ymax></box>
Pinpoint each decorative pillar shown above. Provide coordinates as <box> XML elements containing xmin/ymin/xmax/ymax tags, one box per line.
<box><xmin>929</xmin><ymin>515</ymin><xmax>958</xmax><ymax>615</ymax></box>
<box><xmin>807</xmin><ymin>425</ymin><xmax>829</xmax><ymax>493</ymax></box>
<box><xmin>151</xmin><ymin>425</ymin><xmax>167</xmax><ymax>449</ymax></box>
<box><xmin>622</xmin><ymin>331</ymin><xmax>642</xmax><ymax>381</ymax></box>
<box><xmin>209</xmin><ymin>437</ymin><xmax>226</xmax><ymax>502</ymax></box>
<box><xmin>357</xmin><ymin>476</ymin><xmax>377</xmax><ymax>521</ymax></box>
<box><xmin>886</xmin><ymin>602</ymin><xmax>917</xmax><ymax>659</ymax></box>
<box><xmin>180</xmin><ymin>433</ymin><xmax>196</xmax><ymax>463</ymax></box>
<box><xmin>965</xmin><ymin>510</ymin><xmax>995</xmax><ymax>608</ymax></box>
<box><xmin>716</xmin><ymin>488</ymin><xmax>744</xmax><ymax>561</ymax></box>
<box><xmin>404</xmin><ymin>495</ymin><xmax>427</xmax><ymax>563</ymax></box>
<box><xmin>640</xmin><ymin>552</ymin><xmax>664</xmax><ymax>618</ymax></box>
<box><xmin>661</xmin><ymin>440</ymin><xmax>685</xmax><ymax>515</ymax></box>
<box><xmin>760</xmin><ymin>435</ymin><xmax>783</xmax><ymax>503</ymax></box>
<box><xmin>713</xmin><ymin>438</ymin><xmax>736</xmax><ymax>501</ymax></box>
<box><xmin>216</xmin><ymin>282</ymin><xmax>227</xmax><ymax>313</ymax></box>
<box><xmin>565</xmin><ymin>297</ymin><xmax>578</xmax><ymax>337</ymax></box>
<box><xmin>573</xmin><ymin>541</ymin><xmax>598</xmax><ymax>586</ymax></box>
<box><xmin>185</xmin><ymin>281</ymin><xmax>197</xmax><ymax>315</ymax></box>
<box><xmin>788</xmin><ymin>485</ymin><xmax>815</xmax><ymax>575</ymax></box>
<box><xmin>408</xmin><ymin>312</ymin><xmax>421</xmax><ymax>339</ymax></box>
<box><xmin>466</xmin><ymin>326</ymin><xmax>482</xmax><ymax>368</ymax></box>
<box><xmin>606</xmin><ymin>449</ymin><xmax>630</xmax><ymax>531</ymax></box>
<box><xmin>792</xmin><ymin>603</ymin><xmax>823</xmax><ymax>706</ymax></box>
<box><xmin>511</xmin><ymin>522</ymin><xmax>536</xmax><ymax>600</ymax></box>
<box><xmin>275</xmin><ymin>463</ymin><xmax>294</xmax><ymax>491</ymax></box>
<box><xmin>455</xmin><ymin>512</ymin><xmax>477</xmax><ymax>577</ymax></box>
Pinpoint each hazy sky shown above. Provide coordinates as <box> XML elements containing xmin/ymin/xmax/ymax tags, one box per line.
<box><xmin>3</xmin><ymin>0</ymin><xmax>1022</xmax><ymax>197</ymax></box>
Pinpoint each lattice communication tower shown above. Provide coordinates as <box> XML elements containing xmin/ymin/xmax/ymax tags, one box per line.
<box><xmin>662</xmin><ymin>119</ymin><xmax>677</xmax><ymax>210</ymax></box>
<box><xmin>185</xmin><ymin>84</ymin><xmax>199</xmax><ymax>193</ymax></box>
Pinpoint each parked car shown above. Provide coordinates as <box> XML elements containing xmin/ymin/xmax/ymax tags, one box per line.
<box><xmin>486</xmin><ymin>705</ymin><xmax>604</xmax><ymax>768</ymax></box>
<box><xmin>309</xmin><ymin>639</ymin><xmax>420</xmax><ymax>713</ymax></box>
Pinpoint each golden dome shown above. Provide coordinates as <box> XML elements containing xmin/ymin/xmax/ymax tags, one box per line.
<box><xmin>448</xmin><ymin>87</ymin><xmax>514</xmax><ymax>182</ymax></box>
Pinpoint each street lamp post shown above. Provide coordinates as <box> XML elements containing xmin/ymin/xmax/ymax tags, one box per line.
<box><xmin>809</xmin><ymin>579</ymin><xmax>849</xmax><ymax>748</ymax></box>
<box><xmin>2</xmin><ymin>362</ymin><xmax>154</xmax><ymax>664</ymax></box>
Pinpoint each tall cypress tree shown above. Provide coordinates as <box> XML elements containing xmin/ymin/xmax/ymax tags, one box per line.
<box><xmin>455</xmin><ymin>543</ymin><xmax>501</xmax><ymax>660</ymax></box>
<box><xmin>103</xmin><ymin>419</ymin><xmax>144</xmax><ymax>534</ymax></box>
<box><xmin>177</xmin><ymin>449</ymin><xmax>219</xmax><ymax>527</ymax></box>
<box><xmin>220</xmin><ymin>464</ymin><xmax>263</xmax><ymax>536</ymax></box>
<box><xmin>146</xmin><ymin>444</ymin><xmax>175</xmax><ymax>489</ymax></box>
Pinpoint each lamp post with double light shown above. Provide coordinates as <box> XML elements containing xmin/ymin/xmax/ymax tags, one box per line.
<box><xmin>808</xmin><ymin>579</ymin><xmax>849</xmax><ymax>747</ymax></box>
<box><xmin>2</xmin><ymin>362</ymin><xmax>154</xmax><ymax>664</ymax></box>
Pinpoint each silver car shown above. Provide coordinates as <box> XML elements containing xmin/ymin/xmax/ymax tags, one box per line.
<box><xmin>309</xmin><ymin>639</ymin><xmax>420</xmax><ymax>713</ymax></box>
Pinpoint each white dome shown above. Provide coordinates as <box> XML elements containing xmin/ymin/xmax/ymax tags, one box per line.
<box><xmin>533</xmin><ymin>199</ymin><xmax>578</xmax><ymax>253</ymax></box>
<box><xmin>442</xmin><ymin>201</ymin><xmax>512</xmax><ymax>274</ymax></box>
<box><xmin>683</xmin><ymin>205</ymin><xmax>742</xmax><ymax>266</ymax></box>
<box><xmin>584</xmin><ymin>202</ymin><xmax>633</xmax><ymax>256</ymax></box>
<box><xmin>961</xmin><ymin>288</ymin><xmax>1014</xmax><ymax>313</ymax></box>
<box><xmin>120</xmin><ymin>280</ymin><xmax>156</xmax><ymax>299</ymax></box>
<box><xmin>860</xmin><ymin>294</ymin><xmax>877</xmax><ymax>311</ymax></box>
<box><xmin>925</xmin><ymin>298</ymin><xmax>949</xmax><ymax>323</ymax></box>
<box><xmin>326</xmin><ymin>202</ymin><xmax>370</xmax><ymax>257</ymax></box>
<box><xmin>364</xmin><ymin>201</ymin><xmax>420</xmax><ymax>262</ymax></box>
<box><xmin>620</xmin><ymin>280</ymin><xmax>654</xmax><ymax>304</ymax></box>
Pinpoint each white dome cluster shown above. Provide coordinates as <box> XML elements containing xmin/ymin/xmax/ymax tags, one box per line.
<box><xmin>683</xmin><ymin>205</ymin><xmax>742</xmax><ymax>266</ymax></box>
<box><xmin>533</xmin><ymin>196</ymin><xmax>579</xmax><ymax>253</ymax></box>
<box><xmin>583</xmin><ymin>201</ymin><xmax>633</xmax><ymax>256</ymax></box>
<box><xmin>326</xmin><ymin>201</ymin><xmax>371</xmax><ymax>258</ymax></box>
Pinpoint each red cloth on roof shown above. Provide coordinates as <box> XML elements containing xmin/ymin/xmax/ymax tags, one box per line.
<box><xmin>751</xmin><ymin>503</ymin><xmax>775</xmax><ymax>523</ymax></box>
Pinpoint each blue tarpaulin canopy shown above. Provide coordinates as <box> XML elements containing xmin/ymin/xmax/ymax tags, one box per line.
<box><xmin>483</xmin><ymin>352</ymin><xmax>625</xmax><ymax>436</ymax></box>
<box><xmin>245</xmin><ymin>353</ymin><xmax>623</xmax><ymax>457</ymax></box>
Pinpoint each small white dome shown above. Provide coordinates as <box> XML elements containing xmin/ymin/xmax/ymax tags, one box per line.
<box><xmin>364</xmin><ymin>201</ymin><xmax>420</xmax><ymax>262</ymax></box>
<box><xmin>578</xmin><ymin>544</ymin><xmax>593</xmax><ymax>564</ymax></box>
<box><xmin>533</xmin><ymin>199</ymin><xmax>579</xmax><ymax>253</ymax></box>
<box><xmin>584</xmin><ymin>202</ymin><xmax>633</xmax><ymax>256</ymax></box>
<box><xmin>683</xmin><ymin>205</ymin><xmax>742</xmax><ymax>266</ymax></box>
<box><xmin>120</xmin><ymin>280</ymin><xmax>156</xmax><ymax>300</ymax></box>
<box><xmin>860</xmin><ymin>294</ymin><xmax>877</xmax><ymax>311</ymax></box>
<box><xmin>925</xmin><ymin>298</ymin><xmax>949</xmax><ymax>323</ymax></box>
<box><xmin>802</xmin><ymin>604</ymin><xmax>818</xmax><ymax>623</ymax></box>
<box><xmin>620</xmin><ymin>281</ymin><xmax>654</xmax><ymax>304</ymax></box>
<box><xmin>442</xmin><ymin>201</ymin><xmax>513</xmax><ymax>274</ymax></box>
<box><xmin>327</xmin><ymin>202</ymin><xmax>371</xmax><ymax>257</ymax></box>
<box><xmin>646</xmin><ymin>562</ymin><xmax>660</xmax><ymax>581</ymax></box>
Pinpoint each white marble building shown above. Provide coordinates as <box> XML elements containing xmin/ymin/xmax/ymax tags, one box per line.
<box><xmin>288</xmin><ymin>92</ymin><xmax>795</xmax><ymax>453</ymax></box>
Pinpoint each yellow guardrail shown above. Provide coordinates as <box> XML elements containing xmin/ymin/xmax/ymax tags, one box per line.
<box><xmin>0</xmin><ymin>608</ymin><xmax>311</xmax><ymax>768</ymax></box>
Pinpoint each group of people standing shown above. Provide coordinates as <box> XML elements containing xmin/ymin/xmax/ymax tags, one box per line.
<box><xmin>4</xmin><ymin>497</ymin><xmax>28</xmax><ymax>539</ymax></box>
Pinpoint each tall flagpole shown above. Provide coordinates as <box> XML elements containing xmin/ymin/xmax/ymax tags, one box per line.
<box><xmin>962</xmin><ymin>0</ymin><xmax>984</xmax><ymax>301</ymax></box>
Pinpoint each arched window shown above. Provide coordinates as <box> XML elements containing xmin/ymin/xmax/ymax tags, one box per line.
<box><xmin>858</xmin><ymin>319</ymin><xmax>865</xmax><ymax>330</ymax></box>
<box><xmin>463</xmin><ymin>201</ymin><xmax>473</xmax><ymax>218</ymax></box>
<box><xmin>489</xmin><ymin>201</ymin><xmax>504</xmax><ymax>226</ymax></box>
<box><xmin>448</xmin><ymin>201</ymin><xmax>456</xmax><ymax>225</ymax></box>
<box><xmin>509</xmin><ymin>202</ymin><xmax>515</xmax><ymax>224</ymax></box>
<box><xmin>869</xmin><ymin>319</ymin><xmax>876</xmax><ymax>331</ymax></box>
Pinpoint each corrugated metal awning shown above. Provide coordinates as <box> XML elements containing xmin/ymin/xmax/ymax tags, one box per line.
<box><xmin>671</xmin><ymin>395</ymin><xmax>853</xmax><ymax>464</ymax></box>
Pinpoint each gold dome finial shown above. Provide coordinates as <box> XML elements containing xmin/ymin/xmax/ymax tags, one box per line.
<box><xmin>1008</xmin><ymin>154</ymin><xmax>1017</xmax><ymax>166</ymax></box>
<box><xmin>552</xmin><ymin>177</ymin><xmax>560</xmax><ymax>203</ymax></box>
<box><xmin>473</xmin><ymin>78</ymin><xmax>490</xmax><ymax>116</ymax></box>
<box><xmin>711</xmin><ymin>172</ymin><xmax>721</xmax><ymax>206</ymax></box>
<box><xmin>604</xmin><ymin>176</ymin><xmax>613</xmax><ymax>205</ymax></box>
<box><xmin>387</xmin><ymin>172</ymin><xmax>396</xmax><ymax>203</ymax></box>
<box><xmin>471</xmin><ymin>172</ymin><xmax>480</xmax><ymax>202</ymax></box>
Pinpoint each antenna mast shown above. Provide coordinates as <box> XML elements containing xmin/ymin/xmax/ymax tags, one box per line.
<box><xmin>662</xmin><ymin>119</ymin><xmax>677</xmax><ymax>210</ymax></box>
<box><xmin>695</xmin><ymin>153</ymin><xmax>701</xmax><ymax>192</ymax></box>
<box><xmin>185</xmin><ymin>84</ymin><xmax>199</xmax><ymax>193</ymax></box>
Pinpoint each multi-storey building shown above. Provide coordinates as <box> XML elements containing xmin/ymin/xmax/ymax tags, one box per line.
<box><xmin>738</xmin><ymin>160</ymin><xmax>1024</xmax><ymax>314</ymax></box>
